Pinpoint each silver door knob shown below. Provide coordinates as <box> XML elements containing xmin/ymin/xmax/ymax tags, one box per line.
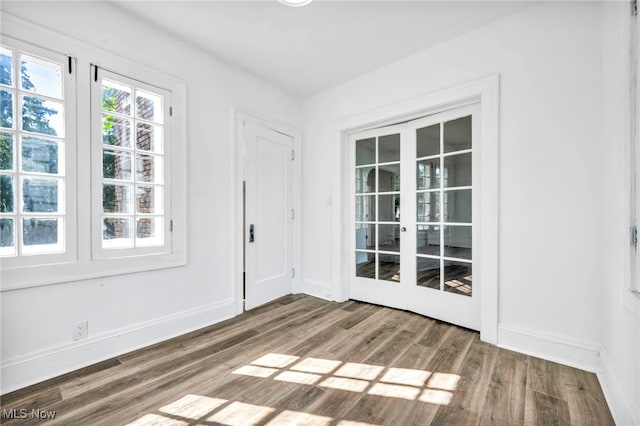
<box><xmin>400</xmin><ymin>226</ymin><xmax>407</xmax><ymax>232</ymax></box>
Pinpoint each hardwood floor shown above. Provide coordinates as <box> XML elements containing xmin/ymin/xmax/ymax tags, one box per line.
<box><xmin>0</xmin><ymin>295</ymin><xmax>614</xmax><ymax>425</ymax></box>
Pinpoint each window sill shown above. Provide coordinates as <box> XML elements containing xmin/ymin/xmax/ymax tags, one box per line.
<box><xmin>0</xmin><ymin>251</ymin><xmax>187</xmax><ymax>291</ymax></box>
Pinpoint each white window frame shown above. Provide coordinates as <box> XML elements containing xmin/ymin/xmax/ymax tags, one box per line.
<box><xmin>0</xmin><ymin>14</ymin><xmax>187</xmax><ymax>291</ymax></box>
<box><xmin>90</xmin><ymin>66</ymin><xmax>173</xmax><ymax>260</ymax></box>
<box><xmin>0</xmin><ymin>35</ymin><xmax>77</xmax><ymax>269</ymax></box>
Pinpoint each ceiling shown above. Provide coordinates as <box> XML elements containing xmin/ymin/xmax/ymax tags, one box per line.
<box><xmin>113</xmin><ymin>1</ymin><xmax>534</xmax><ymax>98</ymax></box>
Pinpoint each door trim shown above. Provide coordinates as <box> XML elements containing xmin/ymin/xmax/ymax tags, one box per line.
<box><xmin>331</xmin><ymin>75</ymin><xmax>500</xmax><ymax>344</ymax></box>
<box><xmin>232</xmin><ymin>108</ymin><xmax>302</xmax><ymax>315</ymax></box>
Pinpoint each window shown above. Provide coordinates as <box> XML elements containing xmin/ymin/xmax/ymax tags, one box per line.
<box><xmin>0</xmin><ymin>37</ymin><xmax>75</xmax><ymax>262</ymax></box>
<box><xmin>0</xmin><ymin>16</ymin><xmax>186</xmax><ymax>290</ymax></box>
<box><xmin>92</xmin><ymin>69</ymin><xmax>169</xmax><ymax>256</ymax></box>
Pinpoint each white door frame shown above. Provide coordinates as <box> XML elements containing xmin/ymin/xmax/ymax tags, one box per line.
<box><xmin>331</xmin><ymin>75</ymin><xmax>500</xmax><ymax>344</ymax></box>
<box><xmin>233</xmin><ymin>108</ymin><xmax>302</xmax><ymax>315</ymax></box>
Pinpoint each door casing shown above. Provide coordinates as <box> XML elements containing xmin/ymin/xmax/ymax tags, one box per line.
<box><xmin>331</xmin><ymin>75</ymin><xmax>500</xmax><ymax>344</ymax></box>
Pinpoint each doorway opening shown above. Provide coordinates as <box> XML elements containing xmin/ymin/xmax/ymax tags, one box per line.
<box><xmin>332</xmin><ymin>76</ymin><xmax>499</xmax><ymax>343</ymax></box>
<box><xmin>350</xmin><ymin>105</ymin><xmax>478</xmax><ymax>330</ymax></box>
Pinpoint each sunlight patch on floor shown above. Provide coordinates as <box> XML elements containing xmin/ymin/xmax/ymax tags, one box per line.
<box><xmin>335</xmin><ymin>362</ymin><xmax>385</xmax><ymax>381</ymax></box>
<box><xmin>291</xmin><ymin>357</ymin><xmax>342</xmax><ymax>374</ymax></box>
<box><xmin>232</xmin><ymin>365</ymin><xmax>279</xmax><ymax>378</ymax></box>
<box><xmin>381</xmin><ymin>367</ymin><xmax>430</xmax><ymax>387</ymax></box>
<box><xmin>274</xmin><ymin>370</ymin><xmax>322</xmax><ymax>385</ymax></box>
<box><xmin>206</xmin><ymin>401</ymin><xmax>275</xmax><ymax>425</ymax></box>
<box><xmin>419</xmin><ymin>389</ymin><xmax>453</xmax><ymax>405</ymax></box>
<box><xmin>128</xmin><ymin>352</ymin><xmax>462</xmax><ymax>425</ymax></box>
<box><xmin>427</xmin><ymin>372</ymin><xmax>460</xmax><ymax>391</ymax></box>
<box><xmin>128</xmin><ymin>398</ymin><xmax>379</xmax><ymax>426</ymax></box>
<box><xmin>265</xmin><ymin>410</ymin><xmax>333</xmax><ymax>425</ymax></box>
<box><xmin>159</xmin><ymin>394</ymin><xmax>227</xmax><ymax>419</ymax></box>
<box><xmin>251</xmin><ymin>353</ymin><xmax>300</xmax><ymax>369</ymax></box>
<box><xmin>368</xmin><ymin>383</ymin><xmax>421</xmax><ymax>400</ymax></box>
<box><xmin>319</xmin><ymin>376</ymin><xmax>370</xmax><ymax>392</ymax></box>
<box><xmin>232</xmin><ymin>353</ymin><xmax>460</xmax><ymax>403</ymax></box>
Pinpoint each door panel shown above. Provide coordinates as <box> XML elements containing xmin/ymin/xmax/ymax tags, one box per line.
<box><xmin>407</xmin><ymin>106</ymin><xmax>479</xmax><ymax>330</ymax></box>
<box><xmin>245</xmin><ymin>122</ymin><xmax>293</xmax><ymax>310</ymax></box>
<box><xmin>349</xmin><ymin>105</ymin><xmax>480</xmax><ymax>330</ymax></box>
<box><xmin>350</xmin><ymin>124</ymin><xmax>407</xmax><ymax>310</ymax></box>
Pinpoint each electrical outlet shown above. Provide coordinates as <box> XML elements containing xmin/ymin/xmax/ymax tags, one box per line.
<box><xmin>73</xmin><ymin>321</ymin><xmax>88</xmax><ymax>341</ymax></box>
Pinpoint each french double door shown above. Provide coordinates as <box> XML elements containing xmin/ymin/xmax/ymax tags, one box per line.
<box><xmin>350</xmin><ymin>105</ymin><xmax>479</xmax><ymax>330</ymax></box>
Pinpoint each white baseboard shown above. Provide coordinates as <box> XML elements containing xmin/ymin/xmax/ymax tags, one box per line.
<box><xmin>302</xmin><ymin>279</ymin><xmax>333</xmax><ymax>301</ymax></box>
<box><xmin>1</xmin><ymin>299</ymin><xmax>236</xmax><ymax>394</ymax></box>
<box><xmin>598</xmin><ymin>346</ymin><xmax>639</xmax><ymax>426</ymax></box>
<box><xmin>497</xmin><ymin>324</ymin><xmax>600</xmax><ymax>372</ymax></box>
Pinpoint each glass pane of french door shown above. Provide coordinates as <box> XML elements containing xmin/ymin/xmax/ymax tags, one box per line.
<box><xmin>415</xmin><ymin>115</ymin><xmax>473</xmax><ymax>296</ymax></box>
<box><xmin>354</xmin><ymin>132</ymin><xmax>401</xmax><ymax>283</ymax></box>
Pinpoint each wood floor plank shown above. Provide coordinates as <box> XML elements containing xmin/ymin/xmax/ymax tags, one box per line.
<box><xmin>270</xmin><ymin>383</ymin><xmax>326</xmax><ymax>412</ymax></box>
<box><xmin>333</xmin><ymin>305</ymin><xmax>378</xmax><ymax>330</ymax></box>
<box><xmin>344</xmin><ymin>313</ymin><xmax>436</xmax><ymax>424</ymax></box>
<box><xmin>347</xmin><ymin>306</ymin><xmax>398</xmax><ymax>334</ymax></box>
<box><xmin>67</xmin><ymin>363</ymin><xmax>239</xmax><ymax>426</ymax></box>
<box><xmin>207</xmin><ymin>302</ymin><xmax>345</xmax><ymax>364</ymax></box>
<box><xmin>393</xmin><ymin>342</ymin><xmax>438</xmax><ymax>371</ymax></box>
<box><xmin>342</xmin><ymin>394</ymin><xmax>416</xmax><ymax>425</ymax></box>
<box><xmin>428</xmin><ymin>338</ymin><xmax>499</xmax><ymax>426</ymax></box>
<box><xmin>526</xmin><ymin>356</ymin><xmax>566</xmax><ymax>400</ymax></box>
<box><xmin>341</xmin><ymin>300</ymin><xmax>367</xmax><ymax>312</ymax></box>
<box><xmin>420</xmin><ymin>325</ymin><xmax>476</xmax><ymax>374</ymax></box>
<box><xmin>305</xmin><ymin>390</ymin><xmax>363</xmax><ymax>422</ymax></box>
<box><xmin>524</xmin><ymin>388</ymin><xmax>571</xmax><ymax>426</ymax></box>
<box><xmin>0</xmin><ymin>295</ymin><xmax>614</xmax><ymax>426</ymax></box>
<box><xmin>112</xmin><ymin>322</ymin><xmax>306</xmax><ymax>422</ymax></box>
<box><xmin>390</xmin><ymin>327</ymin><xmax>476</xmax><ymax>426</ymax></box>
<box><xmin>419</xmin><ymin>320</ymin><xmax>454</xmax><ymax>348</ymax></box>
<box><xmin>99</xmin><ymin>360</ymin><xmax>261</xmax><ymax>425</ymax></box>
<box><xmin>364</xmin><ymin>312</ymin><xmax>427</xmax><ymax>366</ymax></box>
<box><xmin>0</xmin><ymin>388</ymin><xmax>63</xmax><ymax>426</ymax></box>
<box><xmin>287</xmin><ymin>304</ymin><xmax>353</xmax><ymax>340</ymax></box>
<box><xmin>253</xmin><ymin>298</ymin><xmax>334</xmax><ymax>335</ymax></box>
<box><xmin>479</xmin><ymin>349</ymin><xmax>528</xmax><ymax>426</ymax></box>
<box><xmin>1</xmin><ymin>358</ymin><xmax>120</xmax><ymax>407</ymax></box>
<box><xmin>310</xmin><ymin>311</ymin><xmax>441</xmax><ymax>423</ymax></box>
<box><xmin>17</xmin><ymin>328</ymin><xmax>261</xmax><ymax>425</ymax></box>
<box><xmin>116</xmin><ymin>295</ymin><xmax>322</xmax><ymax>367</ymax></box>
<box><xmin>562</xmin><ymin>368</ymin><xmax>615</xmax><ymax>426</ymax></box>
<box><xmin>339</xmin><ymin>311</ymin><xmax>410</xmax><ymax>363</ymax></box>
<box><xmin>526</xmin><ymin>356</ymin><xmax>614</xmax><ymax>426</ymax></box>
<box><xmin>65</xmin><ymin>324</ymin><xmax>312</xmax><ymax>426</ymax></box>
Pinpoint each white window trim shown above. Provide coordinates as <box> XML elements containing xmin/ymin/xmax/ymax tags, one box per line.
<box><xmin>0</xmin><ymin>13</ymin><xmax>187</xmax><ymax>291</ymax></box>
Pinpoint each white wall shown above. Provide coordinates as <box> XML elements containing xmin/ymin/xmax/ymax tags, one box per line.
<box><xmin>600</xmin><ymin>2</ymin><xmax>640</xmax><ymax>424</ymax></box>
<box><xmin>302</xmin><ymin>2</ymin><xmax>604</xmax><ymax>367</ymax></box>
<box><xmin>0</xmin><ymin>1</ymin><xmax>300</xmax><ymax>392</ymax></box>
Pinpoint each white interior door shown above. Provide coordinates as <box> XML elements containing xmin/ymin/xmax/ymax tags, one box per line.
<box><xmin>245</xmin><ymin>121</ymin><xmax>293</xmax><ymax>310</ymax></box>
<box><xmin>349</xmin><ymin>105</ymin><xmax>480</xmax><ymax>330</ymax></box>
